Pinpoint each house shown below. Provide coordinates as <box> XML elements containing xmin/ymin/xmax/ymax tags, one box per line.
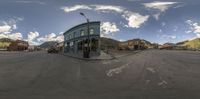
<box><xmin>8</xmin><ymin>40</ymin><xmax>29</xmax><ymax>51</ymax></box>
<box><xmin>119</xmin><ymin>39</ymin><xmax>147</xmax><ymax>50</ymax></box>
<box><xmin>159</xmin><ymin>43</ymin><xmax>175</xmax><ymax>50</ymax></box>
<box><xmin>56</xmin><ymin>42</ymin><xmax>64</xmax><ymax>52</ymax></box>
<box><xmin>63</xmin><ymin>21</ymin><xmax>100</xmax><ymax>57</ymax></box>
<box><xmin>0</xmin><ymin>38</ymin><xmax>13</xmax><ymax>51</ymax></box>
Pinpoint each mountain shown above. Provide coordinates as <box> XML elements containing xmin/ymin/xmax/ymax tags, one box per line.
<box><xmin>164</xmin><ymin>43</ymin><xmax>176</xmax><ymax>46</ymax></box>
<box><xmin>176</xmin><ymin>38</ymin><xmax>200</xmax><ymax>49</ymax></box>
<box><xmin>127</xmin><ymin>38</ymin><xmax>157</xmax><ymax>48</ymax></box>
<box><xmin>100</xmin><ymin>37</ymin><xmax>120</xmax><ymax>50</ymax></box>
<box><xmin>39</xmin><ymin>41</ymin><xmax>58</xmax><ymax>49</ymax></box>
<box><xmin>100</xmin><ymin>37</ymin><xmax>157</xmax><ymax>50</ymax></box>
<box><xmin>0</xmin><ymin>38</ymin><xmax>13</xmax><ymax>42</ymax></box>
<box><xmin>0</xmin><ymin>38</ymin><xmax>14</xmax><ymax>50</ymax></box>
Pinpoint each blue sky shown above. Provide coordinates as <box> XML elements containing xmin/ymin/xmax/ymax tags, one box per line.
<box><xmin>0</xmin><ymin>0</ymin><xmax>200</xmax><ymax>45</ymax></box>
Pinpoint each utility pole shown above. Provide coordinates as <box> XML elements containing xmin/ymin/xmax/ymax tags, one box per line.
<box><xmin>80</xmin><ymin>12</ymin><xmax>90</xmax><ymax>58</ymax></box>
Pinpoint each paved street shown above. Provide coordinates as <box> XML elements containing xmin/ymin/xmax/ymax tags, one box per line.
<box><xmin>0</xmin><ymin>50</ymin><xmax>200</xmax><ymax>99</ymax></box>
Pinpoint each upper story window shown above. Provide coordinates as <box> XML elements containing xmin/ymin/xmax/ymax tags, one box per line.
<box><xmin>65</xmin><ymin>35</ymin><xmax>68</xmax><ymax>40</ymax></box>
<box><xmin>81</xmin><ymin>30</ymin><xmax>85</xmax><ymax>36</ymax></box>
<box><xmin>74</xmin><ymin>32</ymin><xmax>77</xmax><ymax>37</ymax></box>
<box><xmin>90</xmin><ymin>28</ymin><xmax>94</xmax><ymax>34</ymax></box>
<box><xmin>69</xmin><ymin>34</ymin><xmax>73</xmax><ymax>39</ymax></box>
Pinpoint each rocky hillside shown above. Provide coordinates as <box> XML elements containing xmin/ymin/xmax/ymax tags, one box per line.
<box><xmin>39</xmin><ymin>41</ymin><xmax>58</xmax><ymax>49</ymax></box>
<box><xmin>176</xmin><ymin>38</ymin><xmax>200</xmax><ymax>49</ymax></box>
<box><xmin>0</xmin><ymin>38</ymin><xmax>13</xmax><ymax>42</ymax></box>
<box><xmin>100</xmin><ymin>37</ymin><xmax>120</xmax><ymax>50</ymax></box>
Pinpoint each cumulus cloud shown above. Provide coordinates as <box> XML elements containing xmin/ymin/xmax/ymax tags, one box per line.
<box><xmin>92</xmin><ymin>5</ymin><xmax>124</xmax><ymax>13</ymax></box>
<box><xmin>0</xmin><ymin>17</ymin><xmax>23</xmax><ymax>34</ymax></box>
<box><xmin>61</xmin><ymin>5</ymin><xmax>92</xmax><ymax>13</ymax></box>
<box><xmin>143</xmin><ymin>1</ymin><xmax>177</xmax><ymax>12</ymax></box>
<box><xmin>61</xmin><ymin>4</ymin><xmax>149</xmax><ymax>29</ymax></box>
<box><xmin>123</xmin><ymin>11</ymin><xmax>149</xmax><ymax>28</ymax></box>
<box><xmin>161</xmin><ymin>35</ymin><xmax>177</xmax><ymax>39</ymax></box>
<box><xmin>143</xmin><ymin>1</ymin><xmax>178</xmax><ymax>20</ymax></box>
<box><xmin>0</xmin><ymin>18</ymin><xmax>24</xmax><ymax>40</ymax></box>
<box><xmin>27</xmin><ymin>31</ymin><xmax>40</xmax><ymax>45</ymax></box>
<box><xmin>197</xmin><ymin>34</ymin><xmax>200</xmax><ymax>38</ymax></box>
<box><xmin>186</xmin><ymin>20</ymin><xmax>200</xmax><ymax>38</ymax></box>
<box><xmin>37</xmin><ymin>33</ymin><xmax>64</xmax><ymax>43</ymax></box>
<box><xmin>100</xmin><ymin>22</ymin><xmax>119</xmax><ymax>38</ymax></box>
<box><xmin>9</xmin><ymin>32</ymin><xmax>23</xmax><ymax>40</ymax></box>
<box><xmin>0</xmin><ymin>25</ymin><xmax>12</xmax><ymax>33</ymax></box>
<box><xmin>0</xmin><ymin>32</ymin><xmax>23</xmax><ymax>40</ymax></box>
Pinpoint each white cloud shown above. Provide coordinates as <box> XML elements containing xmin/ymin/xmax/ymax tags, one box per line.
<box><xmin>197</xmin><ymin>34</ymin><xmax>200</xmax><ymax>38</ymax></box>
<box><xmin>27</xmin><ymin>31</ymin><xmax>40</xmax><ymax>45</ymax></box>
<box><xmin>186</xmin><ymin>20</ymin><xmax>193</xmax><ymax>25</ymax></box>
<box><xmin>0</xmin><ymin>32</ymin><xmax>23</xmax><ymax>40</ymax></box>
<box><xmin>61</xmin><ymin>4</ymin><xmax>149</xmax><ymax>29</ymax></box>
<box><xmin>143</xmin><ymin>1</ymin><xmax>177</xmax><ymax>12</ymax></box>
<box><xmin>143</xmin><ymin>1</ymin><xmax>178</xmax><ymax>20</ymax></box>
<box><xmin>161</xmin><ymin>22</ymin><xmax>166</xmax><ymax>26</ymax></box>
<box><xmin>100</xmin><ymin>22</ymin><xmax>119</xmax><ymax>38</ymax></box>
<box><xmin>119</xmin><ymin>39</ymin><xmax>126</xmax><ymax>42</ymax></box>
<box><xmin>61</xmin><ymin>5</ymin><xmax>92</xmax><ymax>13</ymax></box>
<box><xmin>186</xmin><ymin>20</ymin><xmax>200</xmax><ymax>38</ymax></box>
<box><xmin>0</xmin><ymin>17</ymin><xmax>24</xmax><ymax>40</ymax></box>
<box><xmin>13</xmin><ymin>24</ymin><xmax>17</xmax><ymax>30</ymax></box>
<box><xmin>174</xmin><ymin>26</ymin><xmax>178</xmax><ymax>32</ymax></box>
<box><xmin>123</xmin><ymin>11</ymin><xmax>149</xmax><ymax>28</ymax></box>
<box><xmin>192</xmin><ymin>23</ymin><xmax>200</xmax><ymax>33</ymax></box>
<box><xmin>93</xmin><ymin>5</ymin><xmax>124</xmax><ymax>13</ymax></box>
<box><xmin>0</xmin><ymin>17</ymin><xmax>23</xmax><ymax>34</ymax></box>
<box><xmin>9</xmin><ymin>32</ymin><xmax>23</xmax><ymax>40</ymax></box>
<box><xmin>0</xmin><ymin>25</ymin><xmax>12</xmax><ymax>33</ymax></box>
<box><xmin>185</xmin><ymin>30</ymin><xmax>192</xmax><ymax>34</ymax></box>
<box><xmin>37</xmin><ymin>33</ymin><xmax>64</xmax><ymax>43</ymax></box>
<box><xmin>153</xmin><ymin>13</ymin><xmax>161</xmax><ymax>20</ymax></box>
<box><xmin>15</xmin><ymin>1</ymin><xmax>46</xmax><ymax>5</ymax></box>
<box><xmin>161</xmin><ymin>35</ymin><xmax>177</xmax><ymax>39</ymax></box>
<box><xmin>158</xmin><ymin>29</ymin><xmax>162</xmax><ymax>33</ymax></box>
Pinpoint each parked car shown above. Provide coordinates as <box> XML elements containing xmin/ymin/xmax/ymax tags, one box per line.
<box><xmin>47</xmin><ymin>47</ymin><xmax>58</xmax><ymax>53</ymax></box>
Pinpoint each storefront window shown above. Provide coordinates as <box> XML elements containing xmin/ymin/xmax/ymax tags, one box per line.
<box><xmin>70</xmin><ymin>42</ymin><xmax>73</xmax><ymax>46</ymax></box>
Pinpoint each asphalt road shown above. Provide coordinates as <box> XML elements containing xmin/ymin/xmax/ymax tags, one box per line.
<box><xmin>0</xmin><ymin>50</ymin><xmax>200</xmax><ymax>99</ymax></box>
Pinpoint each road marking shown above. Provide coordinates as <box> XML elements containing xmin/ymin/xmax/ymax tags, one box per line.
<box><xmin>102</xmin><ymin>59</ymin><xmax>119</xmax><ymax>65</ymax></box>
<box><xmin>106</xmin><ymin>62</ymin><xmax>131</xmax><ymax>77</ymax></box>
<box><xmin>146</xmin><ymin>67</ymin><xmax>156</xmax><ymax>73</ymax></box>
<box><xmin>158</xmin><ymin>80</ymin><xmax>168</xmax><ymax>88</ymax></box>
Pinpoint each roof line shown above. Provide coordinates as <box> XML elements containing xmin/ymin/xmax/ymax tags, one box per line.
<box><xmin>63</xmin><ymin>21</ymin><xmax>100</xmax><ymax>35</ymax></box>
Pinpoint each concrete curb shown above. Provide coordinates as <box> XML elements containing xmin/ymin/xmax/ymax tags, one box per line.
<box><xmin>58</xmin><ymin>53</ymin><xmax>115</xmax><ymax>61</ymax></box>
<box><xmin>58</xmin><ymin>50</ymin><xmax>143</xmax><ymax>61</ymax></box>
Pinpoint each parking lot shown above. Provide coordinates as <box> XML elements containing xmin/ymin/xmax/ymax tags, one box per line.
<box><xmin>0</xmin><ymin>50</ymin><xmax>200</xmax><ymax>99</ymax></box>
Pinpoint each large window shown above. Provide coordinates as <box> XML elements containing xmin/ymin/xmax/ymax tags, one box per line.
<box><xmin>81</xmin><ymin>30</ymin><xmax>85</xmax><ymax>36</ymax></box>
<box><xmin>70</xmin><ymin>42</ymin><xmax>73</xmax><ymax>46</ymax></box>
<box><xmin>90</xmin><ymin>28</ymin><xmax>94</xmax><ymax>34</ymax></box>
<box><xmin>65</xmin><ymin>35</ymin><xmax>68</xmax><ymax>40</ymax></box>
<box><xmin>69</xmin><ymin>34</ymin><xmax>73</xmax><ymax>39</ymax></box>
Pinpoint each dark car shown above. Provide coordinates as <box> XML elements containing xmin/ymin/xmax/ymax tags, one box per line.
<box><xmin>47</xmin><ymin>47</ymin><xmax>58</xmax><ymax>53</ymax></box>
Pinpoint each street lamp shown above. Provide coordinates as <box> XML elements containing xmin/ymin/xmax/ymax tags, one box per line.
<box><xmin>80</xmin><ymin>12</ymin><xmax>90</xmax><ymax>58</ymax></box>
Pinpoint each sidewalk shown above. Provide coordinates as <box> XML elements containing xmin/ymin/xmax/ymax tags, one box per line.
<box><xmin>60</xmin><ymin>51</ymin><xmax>114</xmax><ymax>61</ymax></box>
<box><xmin>60</xmin><ymin>50</ymin><xmax>142</xmax><ymax>61</ymax></box>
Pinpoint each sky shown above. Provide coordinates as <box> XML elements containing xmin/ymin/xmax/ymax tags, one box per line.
<box><xmin>0</xmin><ymin>0</ymin><xmax>200</xmax><ymax>45</ymax></box>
